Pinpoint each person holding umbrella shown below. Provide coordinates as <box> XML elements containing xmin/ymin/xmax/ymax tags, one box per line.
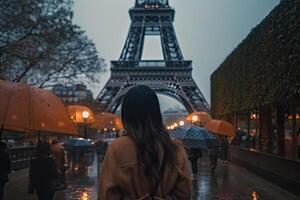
<box><xmin>207</xmin><ymin>141</ymin><xmax>220</xmax><ymax>174</ymax></box>
<box><xmin>51</xmin><ymin>140</ymin><xmax>67</xmax><ymax>190</ymax></box>
<box><xmin>0</xmin><ymin>142</ymin><xmax>11</xmax><ymax>200</ymax></box>
<box><xmin>205</xmin><ymin>120</ymin><xmax>235</xmax><ymax>173</ymax></box>
<box><xmin>219</xmin><ymin>135</ymin><xmax>229</xmax><ymax>164</ymax></box>
<box><xmin>188</xmin><ymin>147</ymin><xmax>202</xmax><ymax>177</ymax></box>
<box><xmin>29</xmin><ymin>142</ymin><xmax>59</xmax><ymax>200</ymax></box>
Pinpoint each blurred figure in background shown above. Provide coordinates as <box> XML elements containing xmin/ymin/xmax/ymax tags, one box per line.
<box><xmin>208</xmin><ymin>146</ymin><xmax>219</xmax><ymax>174</ymax></box>
<box><xmin>29</xmin><ymin>142</ymin><xmax>58</xmax><ymax>200</ymax></box>
<box><xmin>220</xmin><ymin>136</ymin><xmax>228</xmax><ymax>164</ymax></box>
<box><xmin>51</xmin><ymin>140</ymin><xmax>67</xmax><ymax>190</ymax></box>
<box><xmin>297</xmin><ymin>129</ymin><xmax>300</xmax><ymax>159</ymax></box>
<box><xmin>95</xmin><ymin>141</ymin><xmax>108</xmax><ymax>171</ymax></box>
<box><xmin>188</xmin><ymin>148</ymin><xmax>202</xmax><ymax>177</ymax></box>
<box><xmin>0</xmin><ymin>142</ymin><xmax>11</xmax><ymax>200</ymax></box>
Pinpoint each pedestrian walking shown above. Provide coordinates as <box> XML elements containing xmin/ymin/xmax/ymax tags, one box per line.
<box><xmin>98</xmin><ymin>85</ymin><xmax>192</xmax><ymax>200</ymax></box>
<box><xmin>51</xmin><ymin>140</ymin><xmax>67</xmax><ymax>190</ymax></box>
<box><xmin>220</xmin><ymin>136</ymin><xmax>228</xmax><ymax>164</ymax></box>
<box><xmin>0</xmin><ymin>142</ymin><xmax>11</xmax><ymax>200</ymax></box>
<box><xmin>297</xmin><ymin>129</ymin><xmax>300</xmax><ymax>159</ymax></box>
<box><xmin>95</xmin><ymin>141</ymin><xmax>108</xmax><ymax>170</ymax></box>
<box><xmin>208</xmin><ymin>147</ymin><xmax>219</xmax><ymax>174</ymax></box>
<box><xmin>28</xmin><ymin>142</ymin><xmax>59</xmax><ymax>200</ymax></box>
<box><xmin>188</xmin><ymin>148</ymin><xmax>202</xmax><ymax>176</ymax></box>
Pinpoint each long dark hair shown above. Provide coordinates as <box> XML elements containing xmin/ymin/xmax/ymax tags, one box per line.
<box><xmin>121</xmin><ymin>85</ymin><xmax>178</xmax><ymax>193</ymax></box>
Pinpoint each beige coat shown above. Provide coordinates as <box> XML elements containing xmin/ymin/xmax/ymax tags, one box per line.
<box><xmin>98</xmin><ymin>136</ymin><xmax>192</xmax><ymax>200</ymax></box>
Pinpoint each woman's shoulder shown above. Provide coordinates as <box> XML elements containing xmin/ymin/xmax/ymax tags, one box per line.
<box><xmin>108</xmin><ymin>136</ymin><xmax>138</xmax><ymax>167</ymax></box>
<box><xmin>171</xmin><ymin>138</ymin><xmax>188</xmax><ymax>164</ymax></box>
<box><xmin>171</xmin><ymin>138</ymin><xmax>186</xmax><ymax>149</ymax></box>
<box><xmin>110</xmin><ymin>135</ymin><xmax>135</xmax><ymax>152</ymax></box>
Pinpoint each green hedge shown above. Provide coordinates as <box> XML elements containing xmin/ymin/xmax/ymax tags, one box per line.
<box><xmin>211</xmin><ymin>0</ymin><xmax>300</xmax><ymax>117</ymax></box>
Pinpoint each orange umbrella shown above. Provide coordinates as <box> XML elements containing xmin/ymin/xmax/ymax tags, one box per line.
<box><xmin>0</xmin><ymin>80</ymin><xmax>78</xmax><ymax>136</ymax></box>
<box><xmin>66</xmin><ymin>105</ymin><xmax>95</xmax><ymax>124</ymax></box>
<box><xmin>204</xmin><ymin>119</ymin><xmax>236</xmax><ymax>137</ymax></box>
<box><xmin>91</xmin><ymin>112</ymin><xmax>123</xmax><ymax>131</ymax></box>
<box><xmin>186</xmin><ymin>112</ymin><xmax>212</xmax><ymax>125</ymax></box>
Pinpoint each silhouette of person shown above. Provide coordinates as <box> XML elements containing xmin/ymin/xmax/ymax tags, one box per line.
<box><xmin>51</xmin><ymin>140</ymin><xmax>66</xmax><ymax>189</ymax></box>
<box><xmin>188</xmin><ymin>148</ymin><xmax>202</xmax><ymax>176</ymax></box>
<box><xmin>29</xmin><ymin>142</ymin><xmax>58</xmax><ymax>200</ymax></box>
<box><xmin>0</xmin><ymin>142</ymin><xmax>11</xmax><ymax>200</ymax></box>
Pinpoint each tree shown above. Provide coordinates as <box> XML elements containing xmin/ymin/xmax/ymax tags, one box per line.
<box><xmin>0</xmin><ymin>0</ymin><xmax>104</xmax><ymax>88</ymax></box>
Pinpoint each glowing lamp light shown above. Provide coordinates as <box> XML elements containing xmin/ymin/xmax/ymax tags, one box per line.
<box><xmin>174</xmin><ymin>123</ymin><xmax>178</xmax><ymax>128</ymax></box>
<box><xmin>81</xmin><ymin>192</ymin><xmax>88</xmax><ymax>200</ymax></box>
<box><xmin>82</xmin><ymin>111</ymin><xmax>89</xmax><ymax>119</ymax></box>
<box><xmin>192</xmin><ymin>115</ymin><xmax>198</xmax><ymax>122</ymax></box>
<box><xmin>170</xmin><ymin>125</ymin><xmax>174</xmax><ymax>130</ymax></box>
<box><xmin>112</xmin><ymin>128</ymin><xmax>116</xmax><ymax>131</ymax></box>
<box><xmin>104</xmin><ymin>128</ymin><xmax>107</xmax><ymax>132</ymax></box>
<box><xmin>250</xmin><ymin>113</ymin><xmax>257</xmax><ymax>120</ymax></box>
<box><xmin>179</xmin><ymin>121</ymin><xmax>184</xmax><ymax>126</ymax></box>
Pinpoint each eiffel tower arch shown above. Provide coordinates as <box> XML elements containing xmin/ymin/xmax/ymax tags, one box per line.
<box><xmin>97</xmin><ymin>0</ymin><xmax>209</xmax><ymax>113</ymax></box>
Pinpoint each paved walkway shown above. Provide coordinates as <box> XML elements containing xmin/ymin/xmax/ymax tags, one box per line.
<box><xmin>192</xmin><ymin>159</ymin><xmax>298</xmax><ymax>200</ymax></box>
<box><xmin>4</xmin><ymin>156</ymin><xmax>299</xmax><ymax>200</ymax></box>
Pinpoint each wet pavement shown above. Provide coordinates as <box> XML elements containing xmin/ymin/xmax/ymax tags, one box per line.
<box><xmin>191</xmin><ymin>158</ymin><xmax>298</xmax><ymax>200</ymax></box>
<box><xmin>4</xmin><ymin>155</ymin><xmax>299</xmax><ymax>200</ymax></box>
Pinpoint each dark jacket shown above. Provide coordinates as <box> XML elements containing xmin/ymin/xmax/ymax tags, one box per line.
<box><xmin>28</xmin><ymin>156</ymin><xmax>58</xmax><ymax>193</ymax></box>
<box><xmin>188</xmin><ymin>148</ymin><xmax>202</xmax><ymax>160</ymax></box>
<box><xmin>0</xmin><ymin>151</ymin><xmax>11</xmax><ymax>183</ymax></box>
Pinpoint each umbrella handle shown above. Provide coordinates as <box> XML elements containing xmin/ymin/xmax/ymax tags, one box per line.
<box><xmin>38</xmin><ymin>131</ymin><xmax>41</xmax><ymax>144</ymax></box>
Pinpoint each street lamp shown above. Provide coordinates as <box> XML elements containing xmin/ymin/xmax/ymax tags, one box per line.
<box><xmin>82</xmin><ymin>111</ymin><xmax>89</xmax><ymax>139</ymax></box>
<box><xmin>192</xmin><ymin>115</ymin><xmax>198</xmax><ymax>122</ymax></box>
<box><xmin>174</xmin><ymin>123</ymin><xmax>178</xmax><ymax>128</ymax></box>
<box><xmin>179</xmin><ymin>121</ymin><xmax>185</xmax><ymax>126</ymax></box>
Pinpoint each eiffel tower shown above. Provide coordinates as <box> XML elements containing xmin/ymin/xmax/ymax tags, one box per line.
<box><xmin>97</xmin><ymin>0</ymin><xmax>209</xmax><ymax>113</ymax></box>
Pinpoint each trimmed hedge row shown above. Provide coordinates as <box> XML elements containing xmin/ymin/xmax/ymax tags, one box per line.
<box><xmin>211</xmin><ymin>0</ymin><xmax>300</xmax><ymax>118</ymax></box>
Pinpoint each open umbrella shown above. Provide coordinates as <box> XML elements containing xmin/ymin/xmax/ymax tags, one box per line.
<box><xmin>0</xmin><ymin>80</ymin><xmax>78</xmax><ymax>138</ymax></box>
<box><xmin>90</xmin><ymin>112</ymin><xmax>123</xmax><ymax>131</ymax></box>
<box><xmin>186</xmin><ymin>112</ymin><xmax>211</xmax><ymax>126</ymax></box>
<box><xmin>170</xmin><ymin>127</ymin><xmax>187</xmax><ymax>140</ymax></box>
<box><xmin>64</xmin><ymin>138</ymin><xmax>93</xmax><ymax>149</ymax></box>
<box><xmin>205</xmin><ymin>120</ymin><xmax>236</xmax><ymax>137</ymax></box>
<box><xmin>172</xmin><ymin>125</ymin><xmax>220</xmax><ymax>149</ymax></box>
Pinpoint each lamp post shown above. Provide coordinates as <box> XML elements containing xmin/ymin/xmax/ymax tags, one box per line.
<box><xmin>82</xmin><ymin>111</ymin><xmax>89</xmax><ymax>139</ymax></box>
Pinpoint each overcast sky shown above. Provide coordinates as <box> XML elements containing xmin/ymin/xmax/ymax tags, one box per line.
<box><xmin>73</xmin><ymin>0</ymin><xmax>279</xmax><ymax>111</ymax></box>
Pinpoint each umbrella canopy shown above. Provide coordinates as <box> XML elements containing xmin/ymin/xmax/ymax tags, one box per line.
<box><xmin>90</xmin><ymin>112</ymin><xmax>123</xmax><ymax>131</ymax></box>
<box><xmin>64</xmin><ymin>138</ymin><xmax>93</xmax><ymax>149</ymax></box>
<box><xmin>172</xmin><ymin>125</ymin><xmax>220</xmax><ymax>149</ymax></box>
<box><xmin>0</xmin><ymin>80</ymin><xmax>78</xmax><ymax>136</ymax></box>
<box><xmin>186</xmin><ymin>112</ymin><xmax>211</xmax><ymax>126</ymax></box>
<box><xmin>205</xmin><ymin>120</ymin><xmax>236</xmax><ymax>137</ymax></box>
<box><xmin>66</xmin><ymin>105</ymin><xmax>95</xmax><ymax>124</ymax></box>
<box><xmin>170</xmin><ymin>127</ymin><xmax>187</xmax><ymax>140</ymax></box>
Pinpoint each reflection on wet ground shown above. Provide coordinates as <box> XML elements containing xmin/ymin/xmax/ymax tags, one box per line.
<box><xmin>62</xmin><ymin>158</ymin><xmax>98</xmax><ymax>200</ymax></box>
<box><xmin>4</xmin><ymin>155</ymin><xmax>299</xmax><ymax>200</ymax></box>
<box><xmin>192</xmin><ymin>157</ymin><xmax>298</xmax><ymax>200</ymax></box>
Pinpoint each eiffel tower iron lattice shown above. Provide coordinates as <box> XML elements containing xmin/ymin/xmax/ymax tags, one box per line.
<box><xmin>97</xmin><ymin>0</ymin><xmax>210</xmax><ymax>113</ymax></box>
